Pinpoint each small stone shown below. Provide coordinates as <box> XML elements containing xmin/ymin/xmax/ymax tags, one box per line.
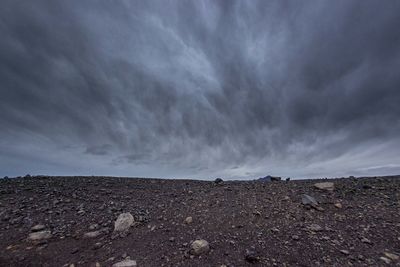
<box><xmin>28</xmin><ymin>230</ymin><xmax>52</xmax><ymax>241</ymax></box>
<box><xmin>308</xmin><ymin>224</ymin><xmax>323</xmax><ymax>232</ymax></box>
<box><xmin>340</xmin><ymin>250</ymin><xmax>350</xmax><ymax>255</ymax></box>
<box><xmin>89</xmin><ymin>224</ymin><xmax>99</xmax><ymax>230</ymax></box>
<box><xmin>190</xmin><ymin>239</ymin><xmax>210</xmax><ymax>255</ymax></box>
<box><xmin>95</xmin><ymin>263</ymin><xmax>101</xmax><ymax>267</ymax></box>
<box><xmin>114</xmin><ymin>213</ymin><xmax>134</xmax><ymax>232</ymax></box>
<box><xmin>112</xmin><ymin>259</ymin><xmax>137</xmax><ymax>267</ymax></box>
<box><xmin>380</xmin><ymin>257</ymin><xmax>392</xmax><ymax>264</ymax></box>
<box><xmin>334</xmin><ymin>203</ymin><xmax>343</xmax><ymax>209</ymax></box>
<box><xmin>31</xmin><ymin>224</ymin><xmax>46</xmax><ymax>232</ymax></box>
<box><xmin>184</xmin><ymin>217</ymin><xmax>193</xmax><ymax>224</ymax></box>
<box><xmin>292</xmin><ymin>235</ymin><xmax>300</xmax><ymax>240</ymax></box>
<box><xmin>314</xmin><ymin>182</ymin><xmax>335</xmax><ymax>191</ymax></box>
<box><xmin>84</xmin><ymin>231</ymin><xmax>102</xmax><ymax>238</ymax></box>
<box><xmin>383</xmin><ymin>252</ymin><xmax>399</xmax><ymax>261</ymax></box>
<box><xmin>71</xmin><ymin>248</ymin><xmax>79</xmax><ymax>254</ymax></box>
<box><xmin>253</xmin><ymin>210</ymin><xmax>261</xmax><ymax>216</ymax></box>
<box><xmin>360</xmin><ymin>237</ymin><xmax>372</xmax><ymax>244</ymax></box>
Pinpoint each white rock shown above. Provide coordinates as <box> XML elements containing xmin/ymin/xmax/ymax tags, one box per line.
<box><xmin>112</xmin><ymin>259</ymin><xmax>137</xmax><ymax>267</ymax></box>
<box><xmin>28</xmin><ymin>230</ymin><xmax>52</xmax><ymax>241</ymax></box>
<box><xmin>314</xmin><ymin>182</ymin><xmax>335</xmax><ymax>191</ymax></box>
<box><xmin>191</xmin><ymin>239</ymin><xmax>210</xmax><ymax>255</ymax></box>
<box><xmin>114</xmin><ymin>212</ymin><xmax>134</xmax><ymax>232</ymax></box>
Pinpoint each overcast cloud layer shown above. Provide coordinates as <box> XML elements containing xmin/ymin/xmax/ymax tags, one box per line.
<box><xmin>1</xmin><ymin>0</ymin><xmax>400</xmax><ymax>179</ymax></box>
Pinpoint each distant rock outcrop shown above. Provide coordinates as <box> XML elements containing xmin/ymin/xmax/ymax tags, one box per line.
<box><xmin>258</xmin><ymin>175</ymin><xmax>282</xmax><ymax>182</ymax></box>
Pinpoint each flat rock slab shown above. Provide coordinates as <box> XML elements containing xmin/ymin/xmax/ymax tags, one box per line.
<box><xmin>314</xmin><ymin>182</ymin><xmax>335</xmax><ymax>191</ymax></box>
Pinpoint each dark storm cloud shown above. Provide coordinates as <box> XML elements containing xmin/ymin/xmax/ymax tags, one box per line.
<box><xmin>1</xmin><ymin>0</ymin><xmax>400</xmax><ymax>179</ymax></box>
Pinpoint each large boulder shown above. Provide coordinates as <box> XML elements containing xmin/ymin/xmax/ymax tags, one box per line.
<box><xmin>114</xmin><ymin>212</ymin><xmax>134</xmax><ymax>232</ymax></box>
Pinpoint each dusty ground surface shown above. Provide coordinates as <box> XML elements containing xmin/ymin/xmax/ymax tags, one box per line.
<box><xmin>0</xmin><ymin>175</ymin><xmax>399</xmax><ymax>267</ymax></box>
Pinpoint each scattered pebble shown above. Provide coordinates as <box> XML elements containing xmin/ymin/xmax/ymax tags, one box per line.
<box><xmin>360</xmin><ymin>237</ymin><xmax>372</xmax><ymax>244</ymax></box>
<box><xmin>184</xmin><ymin>216</ymin><xmax>193</xmax><ymax>224</ymax></box>
<box><xmin>340</xmin><ymin>250</ymin><xmax>350</xmax><ymax>255</ymax></box>
<box><xmin>334</xmin><ymin>203</ymin><xmax>343</xmax><ymax>209</ymax></box>
<box><xmin>84</xmin><ymin>231</ymin><xmax>102</xmax><ymax>238</ymax></box>
<box><xmin>31</xmin><ymin>224</ymin><xmax>46</xmax><ymax>232</ymax></box>
<box><xmin>308</xmin><ymin>224</ymin><xmax>323</xmax><ymax>232</ymax></box>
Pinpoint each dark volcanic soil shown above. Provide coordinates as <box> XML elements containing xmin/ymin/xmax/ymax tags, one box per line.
<box><xmin>0</xmin><ymin>175</ymin><xmax>400</xmax><ymax>267</ymax></box>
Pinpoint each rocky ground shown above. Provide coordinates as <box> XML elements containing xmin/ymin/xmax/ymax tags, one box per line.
<box><xmin>0</xmin><ymin>175</ymin><xmax>399</xmax><ymax>267</ymax></box>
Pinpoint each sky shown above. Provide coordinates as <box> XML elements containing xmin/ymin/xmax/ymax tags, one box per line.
<box><xmin>1</xmin><ymin>0</ymin><xmax>400</xmax><ymax>180</ymax></box>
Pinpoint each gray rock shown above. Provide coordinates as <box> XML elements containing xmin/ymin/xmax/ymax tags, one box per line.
<box><xmin>28</xmin><ymin>230</ymin><xmax>52</xmax><ymax>241</ymax></box>
<box><xmin>191</xmin><ymin>239</ymin><xmax>210</xmax><ymax>255</ymax></box>
<box><xmin>184</xmin><ymin>216</ymin><xmax>193</xmax><ymax>224</ymax></box>
<box><xmin>84</xmin><ymin>230</ymin><xmax>102</xmax><ymax>238</ymax></box>
<box><xmin>112</xmin><ymin>259</ymin><xmax>137</xmax><ymax>267</ymax></box>
<box><xmin>340</xmin><ymin>249</ymin><xmax>350</xmax><ymax>255</ymax></box>
<box><xmin>114</xmin><ymin>212</ymin><xmax>134</xmax><ymax>232</ymax></box>
<box><xmin>31</xmin><ymin>224</ymin><xmax>46</xmax><ymax>232</ymax></box>
<box><xmin>308</xmin><ymin>224</ymin><xmax>323</xmax><ymax>232</ymax></box>
<box><xmin>301</xmin><ymin>194</ymin><xmax>318</xmax><ymax>206</ymax></box>
<box><xmin>314</xmin><ymin>182</ymin><xmax>335</xmax><ymax>191</ymax></box>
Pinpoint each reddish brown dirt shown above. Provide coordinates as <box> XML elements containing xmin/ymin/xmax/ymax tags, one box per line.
<box><xmin>0</xmin><ymin>175</ymin><xmax>399</xmax><ymax>266</ymax></box>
